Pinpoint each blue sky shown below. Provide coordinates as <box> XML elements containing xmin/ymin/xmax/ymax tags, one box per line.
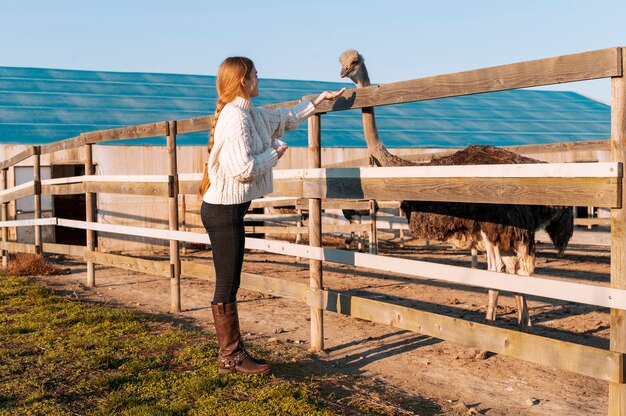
<box><xmin>2</xmin><ymin>0</ymin><xmax>624</xmax><ymax>103</ymax></box>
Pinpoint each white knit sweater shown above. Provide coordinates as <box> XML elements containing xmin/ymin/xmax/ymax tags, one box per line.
<box><xmin>202</xmin><ymin>97</ymin><xmax>315</xmax><ymax>205</ymax></box>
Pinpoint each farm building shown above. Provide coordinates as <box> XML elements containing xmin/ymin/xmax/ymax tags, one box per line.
<box><xmin>0</xmin><ymin>66</ymin><xmax>612</xmax><ymax>251</ymax></box>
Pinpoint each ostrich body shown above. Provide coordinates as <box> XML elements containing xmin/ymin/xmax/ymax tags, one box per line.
<box><xmin>339</xmin><ymin>49</ymin><xmax>574</xmax><ymax>326</ymax></box>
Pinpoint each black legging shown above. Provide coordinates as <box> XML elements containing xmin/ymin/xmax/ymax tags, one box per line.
<box><xmin>201</xmin><ymin>200</ymin><xmax>251</xmax><ymax>304</ymax></box>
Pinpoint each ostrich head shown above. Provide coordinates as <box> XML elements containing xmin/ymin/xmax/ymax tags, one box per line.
<box><xmin>339</xmin><ymin>49</ymin><xmax>370</xmax><ymax>87</ymax></box>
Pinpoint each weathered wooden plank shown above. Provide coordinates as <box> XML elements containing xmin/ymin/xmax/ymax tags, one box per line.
<box><xmin>301</xmin><ymin>163</ymin><xmax>620</xmax><ymax>179</ymax></box>
<box><xmin>40</xmin><ymin>136</ymin><xmax>83</xmax><ymax>155</ymax></box>
<box><xmin>378</xmin><ymin>200</ymin><xmax>402</xmax><ymax>208</ymax></box>
<box><xmin>0</xmin><ymin>147</ymin><xmax>35</xmax><ymax>169</ymax></box>
<box><xmin>266</xmin><ymin>178</ymin><xmax>305</xmax><ymax>198</ymax></box>
<box><xmin>84</xmin><ymin>250</ymin><xmax>170</xmax><ymax>278</ymax></box>
<box><xmin>0</xmin><ymin>183</ymin><xmax>35</xmax><ymax>203</ymax></box>
<box><xmin>180</xmin><ymin>261</ymin><xmax>309</xmax><ymax>301</ymax></box>
<box><xmin>244</xmin><ymin>224</ymin><xmax>368</xmax><ymax>234</ymax></box>
<box><xmin>85</xmin><ymin>143</ymin><xmax>96</xmax><ymax>287</ymax></box>
<box><xmin>42</xmin><ymin>243</ymin><xmax>85</xmax><ymax>257</ymax></box>
<box><xmin>313</xmin><ymin>47</ymin><xmax>623</xmax><ymax>113</ymax></box>
<box><xmin>0</xmin><ymin>218</ymin><xmax>57</xmax><ymax>227</ymax></box>
<box><xmin>33</xmin><ymin>148</ymin><xmax>42</xmax><ymax>255</ymax></box>
<box><xmin>295</xmin><ymin>198</ymin><xmax>373</xmax><ymax>210</ymax></box>
<box><xmin>0</xmin><ymin>241</ymin><xmax>37</xmax><ymax>254</ymax></box>
<box><xmin>308</xmin><ymin>114</ymin><xmax>324</xmax><ymax>352</ymax></box>
<box><xmin>42</xmin><ymin>182</ymin><xmax>85</xmax><ymax>196</ymax></box>
<box><xmin>574</xmin><ymin>218</ymin><xmax>611</xmax><ymax>226</ymax></box>
<box><xmin>609</xmin><ymin>46</ymin><xmax>626</xmax><ymax>413</ymax></box>
<box><xmin>57</xmin><ymin>218</ymin><xmax>210</xmax><ymax>245</ymax></box>
<box><xmin>249</xmin><ymin>197</ymin><xmax>299</xmax><ymax>209</ymax></box>
<box><xmin>167</xmin><ymin>122</ymin><xmax>181</xmax><ymax>313</ymax></box>
<box><xmin>245</xmin><ymin>213</ymin><xmax>302</xmax><ymax>222</ymax></box>
<box><xmin>85</xmin><ymin>181</ymin><xmax>169</xmax><ymax>196</ymax></box>
<box><xmin>307</xmin><ymin>287</ymin><xmax>623</xmax><ymax>382</ymax></box>
<box><xmin>179</xmin><ymin>180</ymin><xmax>201</xmax><ymax>196</ymax></box>
<box><xmin>82</xmin><ymin>122</ymin><xmax>168</xmax><ymax>144</ymax></box>
<box><xmin>176</xmin><ymin>115</ymin><xmax>213</xmax><ymax>135</ymax></box>
<box><xmin>303</xmin><ymin>177</ymin><xmax>620</xmax><ymax>208</ymax></box>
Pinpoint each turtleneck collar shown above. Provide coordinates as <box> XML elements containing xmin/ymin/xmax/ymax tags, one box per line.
<box><xmin>231</xmin><ymin>96</ymin><xmax>252</xmax><ymax>110</ymax></box>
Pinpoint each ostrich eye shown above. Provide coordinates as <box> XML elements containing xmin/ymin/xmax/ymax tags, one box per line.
<box><xmin>352</xmin><ymin>59</ymin><xmax>359</xmax><ymax>65</ymax></box>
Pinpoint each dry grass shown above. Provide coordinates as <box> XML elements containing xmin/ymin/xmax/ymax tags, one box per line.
<box><xmin>1</xmin><ymin>254</ymin><xmax>61</xmax><ymax>276</ymax></box>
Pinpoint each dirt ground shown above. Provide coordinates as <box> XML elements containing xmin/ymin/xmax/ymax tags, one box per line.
<box><xmin>36</xmin><ymin>230</ymin><xmax>612</xmax><ymax>415</ymax></box>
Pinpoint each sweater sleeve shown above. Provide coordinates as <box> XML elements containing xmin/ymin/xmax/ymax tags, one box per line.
<box><xmin>259</xmin><ymin>100</ymin><xmax>316</xmax><ymax>139</ymax></box>
<box><xmin>218</xmin><ymin>110</ymin><xmax>278</xmax><ymax>183</ymax></box>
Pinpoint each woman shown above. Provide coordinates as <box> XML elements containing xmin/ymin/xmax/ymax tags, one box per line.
<box><xmin>201</xmin><ymin>56</ymin><xmax>344</xmax><ymax>375</ymax></box>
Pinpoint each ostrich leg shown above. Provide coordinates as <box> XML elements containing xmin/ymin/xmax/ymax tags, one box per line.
<box><xmin>512</xmin><ymin>243</ymin><xmax>534</xmax><ymax>327</ymax></box>
<box><xmin>483</xmin><ymin>237</ymin><xmax>501</xmax><ymax>323</ymax></box>
<box><xmin>502</xmin><ymin>254</ymin><xmax>532</xmax><ymax>327</ymax></box>
<box><xmin>515</xmin><ymin>296</ymin><xmax>531</xmax><ymax>327</ymax></box>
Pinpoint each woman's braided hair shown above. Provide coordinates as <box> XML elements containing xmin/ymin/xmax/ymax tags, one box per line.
<box><xmin>199</xmin><ymin>57</ymin><xmax>255</xmax><ymax>195</ymax></box>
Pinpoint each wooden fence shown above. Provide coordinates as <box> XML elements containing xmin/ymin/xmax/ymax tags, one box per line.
<box><xmin>1</xmin><ymin>46</ymin><xmax>625</xmax><ymax>414</ymax></box>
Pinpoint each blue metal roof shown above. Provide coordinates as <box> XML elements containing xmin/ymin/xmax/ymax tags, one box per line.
<box><xmin>0</xmin><ymin>66</ymin><xmax>610</xmax><ymax>147</ymax></box>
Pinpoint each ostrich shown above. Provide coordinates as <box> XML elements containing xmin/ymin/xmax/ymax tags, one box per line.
<box><xmin>342</xmin><ymin>200</ymin><xmax>378</xmax><ymax>250</ymax></box>
<box><xmin>339</xmin><ymin>49</ymin><xmax>574</xmax><ymax>326</ymax></box>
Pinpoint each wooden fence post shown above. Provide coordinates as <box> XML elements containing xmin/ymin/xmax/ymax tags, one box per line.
<box><xmin>180</xmin><ymin>194</ymin><xmax>187</xmax><ymax>255</ymax></box>
<box><xmin>609</xmin><ymin>47</ymin><xmax>626</xmax><ymax>416</ymax></box>
<box><xmin>471</xmin><ymin>248</ymin><xmax>478</xmax><ymax>269</ymax></box>
<box><xmin>33</xmin><ymin>146</ymin><xmax>41</xmax><ymax>255</ymax></box>
<box><xmin>368</xmin><ymin>156</ymin><xmax>378</xmax><ymax>254</ymax></box>
<box><xmin>1</xmin><ymin>168</ymin><xmax>8</xmax><ymax>267</ymax></box>
<box><xmin>398</xmin><ymin>205</ymin><xmax>405</xmax><ymax>248</ymax></box>
<box><xmin>308</xmin><ymin>114</ymin><xmax>324</xmax><ymax>351</ymax></box>
<box><xmin>167</xmin><ymin>121</ymin><xmax>181</xmax><ymax>313</ymax></box>
<box><xmin>295</xmin><ymin>208</ymin><xmax>303</xmax><ymax>262</ymax></box>
<box><xmin>369</xmin><ymin>199</ymin><xmax>378</xmax><ymax>255</ymax></box>
<box><xmin>84</xmin><ymin>143</ymin><xmax>96</xmax><ymax>287</ymax></box>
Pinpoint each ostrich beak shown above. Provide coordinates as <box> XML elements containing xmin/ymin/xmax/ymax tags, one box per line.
<box><xmin>340</xmin><ymin>67</ymin><xmax>349</xmax><ymax>78</ymax></box>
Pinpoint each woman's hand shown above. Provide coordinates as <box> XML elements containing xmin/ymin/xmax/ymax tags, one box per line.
<box><xmin>276</xmin><ymin>144</ymin><xmax>288</xmax><ymax>159</ymax></box>
<box><xmin>312</xmin><ymin>87</ymin><xmax>346</xmax><ymax>107</ymax></box>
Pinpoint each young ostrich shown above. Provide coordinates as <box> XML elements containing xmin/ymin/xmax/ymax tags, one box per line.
<box><xmin>339</xmin><ymin>49</ymin><xmax>574</xmax><ymax>326</ymax></box>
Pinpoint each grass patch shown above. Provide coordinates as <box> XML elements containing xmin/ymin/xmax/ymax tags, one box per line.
<box><xmin>0</xmin><ymin>275</ymin><xmax>340</xmax><ymax>415</ymax></box>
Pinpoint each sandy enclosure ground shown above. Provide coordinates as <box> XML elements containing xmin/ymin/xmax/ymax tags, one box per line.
<box><xmin>37</xmin><ymin>233</ymin><xmax>612</xmax><ymax>416</ymax></box>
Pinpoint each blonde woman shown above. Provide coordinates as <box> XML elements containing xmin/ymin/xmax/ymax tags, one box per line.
<box><xmin>201</xmin><ymin>56</ymin><xmax>344</xmax><ymax>375</ymax></box>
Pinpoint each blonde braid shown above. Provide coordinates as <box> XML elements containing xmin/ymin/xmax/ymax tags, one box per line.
<box><xmin>209</xmin><ymin>99</ymin><xmax>226</xmax><ymax>153</ymax></box>
<box><xmin>199</xmin><ymin>99</ymin><xmax>226</xmax><ymax>195</ymax></box>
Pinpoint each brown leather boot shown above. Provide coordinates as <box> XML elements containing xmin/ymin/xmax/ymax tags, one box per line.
<box><xmin>211</xmin><ymin>302</ymin><xmax>271</xmax><ymax>375</ymax></box>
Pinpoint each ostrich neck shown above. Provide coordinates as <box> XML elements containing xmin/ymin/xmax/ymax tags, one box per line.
<box><xmin>354</xmin><ymin>66</ymin><xmax>409</xmax><ymax>167</ymax></box>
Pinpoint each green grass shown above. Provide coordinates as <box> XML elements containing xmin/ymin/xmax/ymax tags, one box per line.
<box><xmin>0</xmin><ymin>275</ymin><xmax>339</xmax><ymax>416</ymax></box>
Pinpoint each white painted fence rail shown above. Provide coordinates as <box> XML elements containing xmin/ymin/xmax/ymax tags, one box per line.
<box><xmin>6</xmin><ymin>216</ymin><xmax>623</xmax><ymax>311</ymax></box>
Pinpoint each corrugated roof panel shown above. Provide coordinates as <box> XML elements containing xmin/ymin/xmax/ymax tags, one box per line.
<box><xmin>0</xmin><ymin>66</ymin><xmax>610</xmax><ymax>148</ymax></box>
